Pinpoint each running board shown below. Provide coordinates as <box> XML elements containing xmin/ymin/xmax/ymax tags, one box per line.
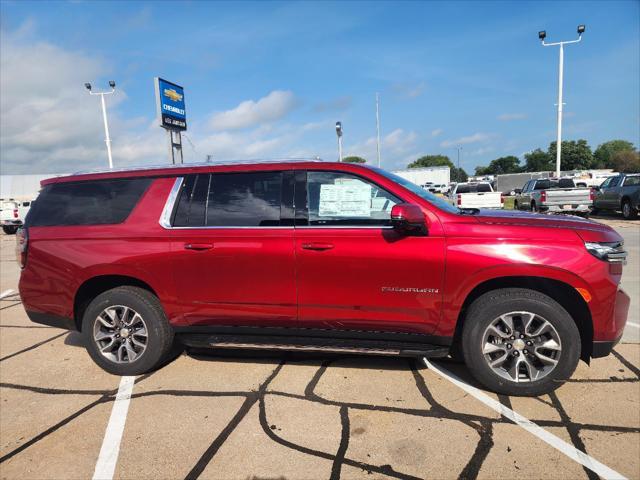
<box><xmin>178</xmin><ymin>333</ymin><xmax>450</xmax><ymax>358</ymax></box>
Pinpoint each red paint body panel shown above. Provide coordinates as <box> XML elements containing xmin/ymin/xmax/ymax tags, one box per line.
<box><xmin>20</xmin><ymin>162</ymin><xmax>629</xmax><ymax>354</ymax></box>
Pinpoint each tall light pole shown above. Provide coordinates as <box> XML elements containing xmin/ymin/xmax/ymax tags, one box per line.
<box><xmin>539</xmin><ymin>25</ymin><xmax>585</xmax><ymax>178</ymax></box>
<box><xmin>456</xmin><ymin>146</ymin><xmax>462</xmax><ymax>169</ymax></box>
<box><xmin>335</xmin><ymin>121</ymin><xmax>343</xmax><ymax>162</ymax></box>
<box><xmin>85</xmin><ymin>81</ymin><xmax>116</xmax><ymax>169</ymax></box>
<box><xmin>375</xmin><ymin>93</ymin><xmax>381</xmax><ymax>167</ymax></box>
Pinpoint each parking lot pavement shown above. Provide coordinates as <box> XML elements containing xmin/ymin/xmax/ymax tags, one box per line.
<box><xmin>1</xmin><ymin>219</ymin><xmax>639</xmax><ymax>480</ymax></box>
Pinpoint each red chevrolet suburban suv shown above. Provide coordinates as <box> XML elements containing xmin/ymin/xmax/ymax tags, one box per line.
<box><xmin>18</xmin><ymin>160</ymin><xmax>630</xmax><ymax>396</ymax></box>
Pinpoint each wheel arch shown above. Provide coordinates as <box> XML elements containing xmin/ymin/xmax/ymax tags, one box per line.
<box><xmin>74</xmin><ymin>275</ymin><xmax>158</xmax><ymax>331</ymax></box>
<box><xmin>453</xmin><ymin>276</ymin><xmax>593</xmax><ymax>362</ymax></box>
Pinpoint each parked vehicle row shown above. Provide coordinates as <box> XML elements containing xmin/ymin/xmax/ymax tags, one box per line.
<box><xmin>18</xmin><ymin>161</ymin><xmax>629</xmax><ymax>396</ymax></box>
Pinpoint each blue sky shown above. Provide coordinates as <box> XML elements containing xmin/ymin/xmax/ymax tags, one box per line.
<box><xmin>1</xmin><ymin>0</ymin><xmax>638</xmax><ymax>173</ymax></box>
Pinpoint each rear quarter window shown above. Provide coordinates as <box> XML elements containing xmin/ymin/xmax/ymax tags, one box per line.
<box><xmin>27</xmin><ymin>178</ymin><xmax>151</xmax><ymax>227</ymax></box>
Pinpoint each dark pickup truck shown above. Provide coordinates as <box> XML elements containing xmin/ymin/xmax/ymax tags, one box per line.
<box><xmin>593</xmin><ymin>173</ymin><xmax>640</xmax><ymax>220</ymax></box>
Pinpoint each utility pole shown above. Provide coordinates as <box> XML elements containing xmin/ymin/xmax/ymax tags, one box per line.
<box><xmin>376</xmin><ymin>93</ymin><xmax>381</xmax><ymax>167</ymax></box>
<box><xmin>336</xmin><ymin>121</ymin><xmax>343</xmax><ymax>162</ymax></box>
<box><xmin>539</xmin><ymin>25</ymin><xmax>585</xmax><ymax>178</ymax></box>
<box><xmin>457</xmin><ymin>147</ymin><xmax>462</xmax><ymax>169</ymax></box>
<box><xmin>85</xmin><ymin>81</ymin><xmax>116</xmax><ymax>169</ymax></box>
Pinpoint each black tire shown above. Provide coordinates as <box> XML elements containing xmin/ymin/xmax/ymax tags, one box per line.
<box><xmin>82</xmin><ymin>286</ymin><xmax>174</xmax><ymax>376</ymax></box>
<box><xmin>531</xmin><ymin>201</ymin><xmax>538</xmax><ymax>212</ymax></box>
<box><xmin>461</xmin><ymin>288</ymin><xmax>580</xmax><ymax>396</ymax></box>
<box><xmin>2</xmin><ymin>225</ymin><xmax>18</xmax><ymax>235</ymax></box>
<box><xmin>622</xmin><ymin>199</ymin><xmax>638</xmax><ymax>220</ymax></box>
<box><xmin>513</xmin><ymin>201</ymin><xmax>519</xmax><ymax>211</ymax></box>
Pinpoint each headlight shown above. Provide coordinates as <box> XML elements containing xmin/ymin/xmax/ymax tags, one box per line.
<box><xmin>584</xmin><ymin>241</ymin><xmax>627</xmax><ymax>264</ymax></box>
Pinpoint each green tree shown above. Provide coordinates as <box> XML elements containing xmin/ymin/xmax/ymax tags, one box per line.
<box><xmin>451</xmin><ymin>167</ymin><xmax>468</xmax><ymax>183</ymax></box>
<box><xmin>593</xmin><ymin>140</ymin><xmax>635</xmax><ymax>168</ymax></box>
<box><xmin>408</xmin><ymin>155</ymin><xmax>453</xmax><ymax>169</ymax></box>
<box><xmin>342</xmin><ymin>156</ymin><xmax>367</xmax><ymax>164</ymax></box>
<box><xmin>611</xmin><ymin>150</ymin><xmax>640</xmax><ymax>173</ymax></box>
<box><xmin>524</xmin><ymin>149</ymin><xmax>554</xmax><ymax>172</ymax></box>
<box><xmin>548</xmin><ymin>139</ymin><xmax>593</xmax><ymax>171</ymax></box>
<box><xmin>475</xmin><ymin>156</ymin><xmax>521</xmax><ymax>175</ymax></box>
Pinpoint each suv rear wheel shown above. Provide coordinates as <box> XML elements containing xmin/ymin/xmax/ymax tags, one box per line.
<box><xmin>461</xmin><ymin>288</ymin><xmax>580</xmax><ymax>396</ymax></box>
<box><xmin>82</xmin><ymin>286</ymin><xmax>174</xmax><ymax>376</ymax></box>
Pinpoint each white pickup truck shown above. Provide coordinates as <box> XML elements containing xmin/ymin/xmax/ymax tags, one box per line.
<box><xmin>1</xmin><ymin>199</ymin><xmax>32</xmax><ymax>234</ymax></box>
<box><xmin>449</xmin><ymin>182</ymin><xmax>503</xmax><ymax>209</ymax></box>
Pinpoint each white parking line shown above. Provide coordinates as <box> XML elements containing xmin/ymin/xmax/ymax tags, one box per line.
<box><xmin>0</xmin><ymin>289</ymin><xmax>15</xmax><ymax>299</ymax></box>
<box><xmin>424</xmin><ymin>359</ymin><xmax>627</xmax><ymax>480</ymax></box>
<box><xmin>92</xmin><ymin>376</ymin><xmax>135</xmax><ymax>480</ymax></box>
<box><xmin>626</xmin><ymin>322</ymin><xmax>639</xmax><ymax>329</ymax></box>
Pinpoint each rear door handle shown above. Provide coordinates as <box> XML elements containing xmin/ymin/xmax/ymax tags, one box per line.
<box><xmin>302</xmin><ymin>242</ymin><xmax>334</xmax><ymax>251</ymax></box>
<box><xmin>184</xmin><ymin>243</ymin><xmax>214</xmax><ymax>251</ymax></box>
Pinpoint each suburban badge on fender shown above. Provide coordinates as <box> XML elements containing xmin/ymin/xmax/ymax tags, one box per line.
<box><xmin>381</xmin><ymin>286</ymin><xmax>440</xmax><ymax>294</ymax></box>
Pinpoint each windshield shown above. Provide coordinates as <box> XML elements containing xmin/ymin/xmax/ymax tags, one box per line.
<box><xmin>369</xmin><ymin>167</ymin><xmax>460</xmax><ymax>214</ymax></box>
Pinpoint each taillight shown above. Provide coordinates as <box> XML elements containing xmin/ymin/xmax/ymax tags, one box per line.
<box><xmin>15</xmin><ymin>228</ymin><xmax>28</xmax><ymax>268</ymax></box>
<box><xmin>500</xmin><ymin>194</ymin><xmax>505</xmax><ymax>204</ymax></box>
<box><xmin>13</xmin><ymin>208</ymin><xmax>18</xmax><ymax>219</ymax></box>
<box><xmin>540</xmin><ymin>190</ymin><xmax>547</xmax><ymax>202</ymax></box>
<box><xmin>457</xmin><ymin>194</ymin><xmax>462</xmax><ymax>206</ymax></box>
<box><xmin>589</xmin><ymin>188</ymin><xmax>596</xmax><ymax>201</ymax></box>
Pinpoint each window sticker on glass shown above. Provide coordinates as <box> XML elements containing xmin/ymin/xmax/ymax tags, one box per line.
<box><xmin>319</xmin><ymin>183</ymin><xmax>372</xmax><ymax>217</ymax></box>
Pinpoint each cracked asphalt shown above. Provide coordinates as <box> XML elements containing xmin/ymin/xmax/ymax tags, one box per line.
<box><xmin>1</xmin><ymin>216</ymin><xmax>639</xmax><ymax>480</ymax></box>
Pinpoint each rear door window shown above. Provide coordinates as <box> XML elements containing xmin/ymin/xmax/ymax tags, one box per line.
<box><xmin>27</xmin><ymin>178</ymin><xmax>151</xmax><ymax>227</ymax></box>
<box><xmin>207</xmin><ymin>172</ymin><xmax>282</xmax><ymax>227</ymax></box>
<box><xmin>172</xmin><ymin>172</ymin><xmax>283</xmax><ymax>227</ymax></box>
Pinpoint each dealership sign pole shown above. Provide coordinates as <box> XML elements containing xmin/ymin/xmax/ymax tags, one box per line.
<box><xmin>154</xmin><ymin>78</ymin><xmax>187</xmax><ymax>164</ymax></box>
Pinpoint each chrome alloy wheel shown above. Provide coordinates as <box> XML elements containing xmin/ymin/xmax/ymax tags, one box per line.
<box><xmin>93</xmin><ymin>305</ymin><xmax>148</xmax><ymax>363</ymax></box>
<box><xmin>481</xmin><ymin>311</ymin><xmax>562</xmax><ymax>383</ymax></box>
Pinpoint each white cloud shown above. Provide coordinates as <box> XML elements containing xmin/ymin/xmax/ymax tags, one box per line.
<box><xmin>0</xmin><ymin>27</ymin><xmax>135</xmax><ymax>173</ymax></box>
<box><xmin>345</xmin><ymin>128</ymin><xmax>418</xmax><ymax>166</ymax></box>
<box><xmin>431</xmin><ymin>128</ymin><xmax>443</xmax><ymax>137</ymax></box>
<box><xmin>498</xmin><ymin>113</ymin><xmax>527</xmax><ymax>121</ymax></box>
<box><xmin>440</xmin><ymin>132</ymin><xmax>491</xmax><ymax>148</ymax></box>
<box><xmin>209</xmin><ymin>90</ymin><xmax>297</xmax><ymax>130</ymax></box>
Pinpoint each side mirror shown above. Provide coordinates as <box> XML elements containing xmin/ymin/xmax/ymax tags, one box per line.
<box><xmin>593</xmin><ymin>185</ymin><xmax>600</xmax><ymax>191</ymax></box>
<box><xmin>390</xmin><ymin>203</ymin><xmax>427</xmax><ymax>236</ymax></box>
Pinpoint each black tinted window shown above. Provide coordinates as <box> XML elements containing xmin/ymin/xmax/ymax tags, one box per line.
<box><xmin>206</xmin><ymin>172</ymin><xmax>282</xmax><ymax>226</ymax></box>
<box><xmin>173</xmin><ymin>174</ymin><xmax>209</xmax><ymax>227</ymax></box>
<box><xmin>558</xmin><ymin>178</ymin><xmax>575</xmax><ymax>188</ymax></box>
<box><xmin>28</xmin><ymin>178</ymin><xmax>151</xmax><ymax>227</ymax></box>
<box><xmin>456</xmin><ymin>183</ymin><xmax>491</xmax><ymax>193</ymax></box>
<box><xmin>534</xmin><ymin>180</ymin><xmax>559</xmax><ymax>190</ymax></box>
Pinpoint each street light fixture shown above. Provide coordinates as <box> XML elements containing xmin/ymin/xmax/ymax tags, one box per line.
<box><xmin>539</xmin><ymin>25</ymin><xmax>585</xmax><ymax>177</ymax></box>
<box><xmin>85</xmin><ymin>81</ymin><xmax>116</xmax><ymax>169</ymax></box>
<box><xmin>335</xmin><ymin>121</ymin><xmax>343</xmax><ymax>162</ymax></box>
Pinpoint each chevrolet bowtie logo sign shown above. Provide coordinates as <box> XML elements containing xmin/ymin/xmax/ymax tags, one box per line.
<box><xmin>163</xmin><ymin>88</ymin><xmax>183</xmax><ymax>102</ymax></box>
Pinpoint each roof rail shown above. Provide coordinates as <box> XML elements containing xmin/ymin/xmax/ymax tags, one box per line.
<box><xmin>72</xmin><ymin>157</ymin><xmax>324</xmax><ymax>176</ymax></box>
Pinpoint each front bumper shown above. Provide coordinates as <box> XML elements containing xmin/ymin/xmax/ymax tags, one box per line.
<box><xmin>592</xmin><ymin>287</ymin><xmax>630</xmax><ymax>358</ymax></box>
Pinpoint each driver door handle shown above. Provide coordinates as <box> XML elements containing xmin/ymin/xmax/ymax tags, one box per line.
<box><xmin>184</xmin><ymin>243</ymin><xmax>214</xmax><ymax>251</ymax></box>
<box><xmin>302</xmin><ymin>242</ymin><xmax>334</xmax><ymax>251</ymax></box>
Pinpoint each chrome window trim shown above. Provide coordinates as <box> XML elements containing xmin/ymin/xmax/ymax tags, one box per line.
<box><xmin>159</xmin><ymin>177</ymin><xmax>184</xmax><ymax>229</ymax></box>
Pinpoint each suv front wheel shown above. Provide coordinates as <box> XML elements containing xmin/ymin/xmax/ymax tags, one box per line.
<box><xmin>82</xmin><ymin>286</ymin><xmax>174</xmax><ymax>376</ymax></box>
<box><xmin>461</xmin><ymin>288</ymin><xmax>580</xmax><ymax>396</ymax></box>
